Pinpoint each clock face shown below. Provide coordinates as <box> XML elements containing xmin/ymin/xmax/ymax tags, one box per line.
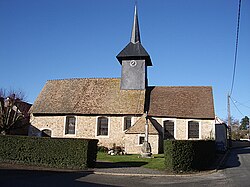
<box><xmin>130</xmin><ymin>60</ymin><xmax>137</xmax><ymax>67</ymax></box>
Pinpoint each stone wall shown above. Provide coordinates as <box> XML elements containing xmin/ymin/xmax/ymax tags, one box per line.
<box><xmin>151</xmin><ymin>117</ymin><xmax>215</xmax><ymax>140</ymax></box>
<box><xmin>29</xmin><ymin>115</ymin><xmax>141</xmax><ymax>150</ymax></box>
<box><xmin>29</xmin><ymin>115</ymin><xmax>65</xmax><ymax>137</ymax></box>
<box><xmin>29</xmin><ymin>114</ymin><xmax>215</xmax><ymax>154</ymax></box>
<box><xmin>200</xmin><ymin>120</ymin><xmax>215</xmax><ymax>139</ymax></box>
<box><xmin>124</xmin><ymin>134</ymin><xmax>159</xmax><ymax>154</ymax></box>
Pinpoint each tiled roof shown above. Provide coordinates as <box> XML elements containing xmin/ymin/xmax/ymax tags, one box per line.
<box><xmin>125</xmin><ymin>114</ymin><xmax>159</xmax><ymax>135</ymax></box>
<box><xmin>30</xmin><ymin>78</ymin><xmax>145</xmax><ymax>115</ymax></box>
<box><xmin>147</xmin><ymin>86</ymin><xmax>215</xmax><ymax>119</ymax></box>
<box><xmin>31</xmin><ymin>79</ymin><xmax>215</xmax><ymax>120</ymax></box>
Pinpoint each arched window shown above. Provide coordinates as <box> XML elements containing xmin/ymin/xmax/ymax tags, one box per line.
<box><xmin>41</xmin><ymin>129</ymin><xmax>51</xmax><ymax>137</ymax></box>
<box><xmin>188</xmin><ymin>121</ymin><xmax>199</xmax><ymax>139</ymax></box>
<box><xmin>97</xmin><ymin>117</ymin><xmax>108</xmax><ymax>136</ymax></box>
<box><xmin>124</xmin><ymin>116</ymin><xmax>132</xmax><ymax>130</ymax></box>
<box><xmin>65</xmin><ymin>116</ymin><xmax>76</xmax><ymax>135</ymax></box>
<box><xmin>163</xmin><ymin>120</ymin><xmax>175</xmax><ymax>139</ymax></box>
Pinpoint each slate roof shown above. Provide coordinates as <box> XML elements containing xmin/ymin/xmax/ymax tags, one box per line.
<box><xmin>116</xmin><ymin>42</ymin><xmax>152</xmax><ymax>66</ymax></box>
<box><xmin>125</xmin><ymin>114</ymin><xmax>159</xmax><ymax>135</ymax></box>
<box><xmin>30</xmin><ymin>78</ymin><xmax>145</xmax><ymax>115</ymax></box>
<box><xmin>146</xmin><ymin>86</ymin><xmax>215</xmax><ymax>119</ymax></box>
<box><xmin>116</xmin><ymin>5</ymin><xmax>152</xmax><ymax>66</ymax></box>
<box><xmin>130</xmin><ymin>5</ymin><xmax>141</xmax><ymax>44</ymax></box>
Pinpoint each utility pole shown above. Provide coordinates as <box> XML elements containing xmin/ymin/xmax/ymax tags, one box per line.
<box><xmin>228</xmin><ymin>93</ymin><xmax>232</xmax><ymax>148</ymax></box>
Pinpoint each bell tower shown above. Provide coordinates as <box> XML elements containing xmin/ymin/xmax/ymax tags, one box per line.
<box><xmin>116</xmin><ymin>6</ymin><xmax>152</xmax><ymax>90</ymax></box>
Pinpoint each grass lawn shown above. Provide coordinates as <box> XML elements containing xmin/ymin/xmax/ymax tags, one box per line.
<box><xmin>97</xmin><ymin>152</ymin><xmax>165</xmax><ymax>170</ymax></box>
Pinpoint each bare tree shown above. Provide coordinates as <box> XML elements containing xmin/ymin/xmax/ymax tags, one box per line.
<box><xmin>224</xmin><ymin>116</ymin><xmax>240</xmax><ymax>126</ymax></box>
<box><xmin>0</xmin><ymin>89</ymin><xmax>29</xmax><ymax>135</ymax></box>
<box><xmin>0</xmin><ymin>88</ymin><xmax>6</xmax><ymax>98</ymax></box>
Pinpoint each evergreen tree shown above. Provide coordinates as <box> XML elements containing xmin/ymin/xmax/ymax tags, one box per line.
<box><xmin>240</xmin><ymin>116</ymin><xmax>249</xmax><ymax>130</ymax></box>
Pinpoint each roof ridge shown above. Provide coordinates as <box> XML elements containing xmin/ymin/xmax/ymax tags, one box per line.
<box><xmin>125</xmin><ymin>115</ymin><xmax>159</xmax><ymax>135</ymax></box>
<box><xmin>47</xmin><ymin>77</ymin><xmax>121</xmax><ymax>82</ymax></box>
<box><xmin>150</xmin><ymin>86</ymin><xmax>212</xmax><ymax>88</ymax></box>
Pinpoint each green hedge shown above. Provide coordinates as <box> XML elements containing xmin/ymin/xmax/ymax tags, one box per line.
<box><xmin>164</xmin><ymin>140</ymin><xmax>215</xmax><ymax>172</ymax></box>
<box><xmin>0</xmin><ymin>135</ymin><xmax>98</xmax><ymax>169</ymax></box>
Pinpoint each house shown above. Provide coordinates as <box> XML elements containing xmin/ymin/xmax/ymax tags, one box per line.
<box><xmin>0</xmin><ymin>96</ymin><xmax>31</xmax><ymax>135</ymax></box>
<box><xmin>9</xmin><ymin>100</ymin><xmax>32</xmax><ymax>135</ymax></box>
<box><xmin>29</xmin><ymin>6</ymin><xmax>215</xmax><ymax>154</ymax></box>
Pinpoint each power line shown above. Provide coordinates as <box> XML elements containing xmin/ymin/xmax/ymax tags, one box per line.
<box><xmin>231</xmin><ymin>97</ymin><xmax>250</xmax><ymax>109</ymax></box>
<box><xmin>230</xmin><ymin>96</ymin><xmax>245</xmax><ymax>117</ymax></box>
<box><xmin>229</xmin><ymin>0</ymin><xmax>242</xmax><ymax>96</ymax></box>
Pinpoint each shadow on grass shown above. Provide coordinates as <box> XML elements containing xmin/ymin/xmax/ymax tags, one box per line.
<box><xmin>95</xmin><ymin>161</ymin><xmax>148</xmax><ymax>168</ymax></box>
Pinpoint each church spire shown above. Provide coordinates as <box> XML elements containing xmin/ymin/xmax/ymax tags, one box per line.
<box><xmin>116</xmin><ymin>5</ymin><xmax>152</xmax><ymax>66</ymax></box>
<box><xmin>130</xmin><ymin>5</ymin><xmax>141</xmax><ymax>44</ymax></box>
<box><xmin>116</xmin><ymin>5</ymin><xmax>152</xmax><ymax>90</ymax></box>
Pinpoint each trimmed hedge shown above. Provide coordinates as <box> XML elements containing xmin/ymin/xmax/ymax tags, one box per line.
<box><xmin>164</xmin><ymin>140</ymin><xmax>215</xmax><ymax>172</ymax></box>
<box><xmin>0</xmin><ymin>135</ymin><xmax>98</xmax><ymax>169</ymax></box>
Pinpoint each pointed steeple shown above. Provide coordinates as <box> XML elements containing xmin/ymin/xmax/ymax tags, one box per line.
<box><xmin>116</xmin><ymin>5</ymin><xmax>152</xmax><ymax>66</ymax></box>
<box><xmin>130</xmin><ymin>5</ymin><xmax>141</xmax><ymax>44</ymax></box>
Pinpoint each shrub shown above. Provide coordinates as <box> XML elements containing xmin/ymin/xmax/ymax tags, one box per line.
<box><xmin>164</xmin><ymin>140</ymin><xmax>215</xmax><ymax>172</ymax></box>
<box><xmin>0</xmin><ymin>135</ymin><xmax>98</xmax><ymax>169</ymax></box>
<box><xmin>108</xmin><ymin>143</ymin><xmax>125</xmax><ymax>155</ymax></box>
<box><xmin>98</xmin><ymin>146</ymin><xmax>109</xmax><ymax>153</ymax></box>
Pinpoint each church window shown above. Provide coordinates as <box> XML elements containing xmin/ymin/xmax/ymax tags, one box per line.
<box><xmin>188</xmin><ymin>121</ymin><xmax>199</xmax><ymax>139</ymax></box>
<box><xmin>97</xmin><ymin>117</ymin><xmax>109</xmax><ymax>136</ymax></box>
<box><xmin>65</xmin><ymin>116</ymin><xmax>76</xmax><ymax>135</ymax></box>
<box><xmin>139</xmin><ymin>136</ymin><xmax>145</xmax><ymax>145</ymax></box>
<box><xmin>124</xmin><ymin>116</ymin><xmax>132</xmax><ymax>130</ymax></box>
<box><xmin>163</xmin><ymin>120</ymin><xmax>175</xmax><ymax>139</ymax></box>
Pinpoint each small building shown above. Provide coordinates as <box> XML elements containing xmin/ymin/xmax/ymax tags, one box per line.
<box><xmin>215</xmin><ymin>116</ymin><xmax>228</xmax><ymax>151</ymax></box>
<box><xmin>29</xmin><ymin>6</ymin><xmax>215</xmax><ymax>154</ymax></box>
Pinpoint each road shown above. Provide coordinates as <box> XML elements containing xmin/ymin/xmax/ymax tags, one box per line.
<box><xmin>0</xmin><ymin>169</ymin><xmax>226</xmax><ymax>187</ymax></box>
<box><xmin>221</xmin><ymin>147</ymin><xmax>250</xmax><ymax>187</ymax></box>
<box><xmin>1</xmin><ymin>147</ymin><xmax>250</xmax><ymax>186</ymax></box>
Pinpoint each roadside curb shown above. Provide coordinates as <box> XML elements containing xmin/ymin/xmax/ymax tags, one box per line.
<box><xmin>93</xmin><ymin>171</ymin><xmax>172</xmax><ymax>177</ymax></box>
<box><xmin>93</xmin><ymin>169</ymin><xmax>217</xmax><ymax>177</ymax></box>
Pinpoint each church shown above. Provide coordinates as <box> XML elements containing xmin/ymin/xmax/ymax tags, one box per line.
<box><xmin>29</xmin><ymin>6</ymin><xmax>215</xmax><ymax>154</ymax></box>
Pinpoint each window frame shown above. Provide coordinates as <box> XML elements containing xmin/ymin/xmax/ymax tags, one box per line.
<box><xmin>163</xmin><ymin>119</ymin><xmax>175</xmax><ymax>140</ymax></box>
<box><xmin>123</xmin><ymin>116</ymin><xmax>132</xmax><ymax>131</ymax></box>
<box><xmin>64</xmin><ymin>116</ymin><xmax>76</xmax><ymax>135</ymax></box>
<box><xmin>96</xmin><ymin>116</ymin><xmax>109</xmax><ymax>137</ymax></box>
<box><xmin>138</xmin><ymin>134</ymin><xmax>145</xmax><ymax>145</ymax></box>
<box><xmin>187</xmin><ymin>120</ymin><xmax>200</xmax><ymax>139</ymax></box>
